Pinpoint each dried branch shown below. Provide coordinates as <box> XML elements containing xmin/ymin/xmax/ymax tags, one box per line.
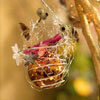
<box><xmin>76</xmin><ymin>0</ymin><xmax>100</xmax><ymax>45</ymax></box>
<box><xmin>74</xmin><ymin>0</ymin><xmax>100</xmax><ymax>83</ymax></box>
<box><xmin>74</xmin><ymin>0</ymin><xmax>100</xmax><ymax>99</ymax></box>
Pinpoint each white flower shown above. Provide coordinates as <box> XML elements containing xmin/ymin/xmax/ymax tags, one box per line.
<box><xmin>12</xmin><ymin>43</ymin><xmax>23</xmax><ymax>66</ymax></box>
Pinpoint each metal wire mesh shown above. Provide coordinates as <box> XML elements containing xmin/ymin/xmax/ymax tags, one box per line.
<box><xmin>12</xmin><ymin>0</ymin><xmax>77</xmax><ymax>90</ymax></box>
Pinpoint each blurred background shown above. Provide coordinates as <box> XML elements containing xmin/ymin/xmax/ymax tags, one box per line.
<box><xmin>1</xmin><ymin>0</ymin><xmax>100</xmax><ymax>100</ymax></box>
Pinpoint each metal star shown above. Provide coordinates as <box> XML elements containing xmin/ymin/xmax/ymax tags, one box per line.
<box><xmin>24</xmin><ymin>52</ymin><xmax>38</xmax><ymax>66</ymax></box>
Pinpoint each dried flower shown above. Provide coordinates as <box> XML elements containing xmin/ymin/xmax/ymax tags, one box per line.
<box><xmin>12</xmin><ymin>44</ymin><xmax>23</xmax><ymax>66</ymax></box>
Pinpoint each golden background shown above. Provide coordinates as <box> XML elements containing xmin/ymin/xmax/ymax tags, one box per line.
<box><xmin>1</xmin><ymin>0</ymin><xmax>100</xmax><ymax>100</ymax></box>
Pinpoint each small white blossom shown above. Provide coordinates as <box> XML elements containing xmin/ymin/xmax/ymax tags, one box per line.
<box><xmin>12</xmin><ymin>43</ymin><xmax>23</xmax><ymax>66</ymax></box>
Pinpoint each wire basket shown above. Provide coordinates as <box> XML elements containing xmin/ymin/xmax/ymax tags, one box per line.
<box><xmin>23</xmin><ymin>33</ymin><xmax>75</xmax><ymax>90</ymax></box>
<box><xmin>12</xmin><ymin>0</ymin><xmax>78</xmax><ymax>90</ymax></box>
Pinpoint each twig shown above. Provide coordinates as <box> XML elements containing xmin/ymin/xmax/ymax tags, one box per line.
<box><xmin>75</xmin><ymin>0</ymin><xmax>100</xmax><ymax>45</ymax></box>
<box><xmin>74</xmin><ymin>0</ymin><xmax>100</xmax><ymax>99</ymax></box>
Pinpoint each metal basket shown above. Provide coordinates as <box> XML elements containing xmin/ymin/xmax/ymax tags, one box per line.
<box><xmin>24</xmin><ymin>36</ymin><xmax>75</xmax><ymax>90</ymax></box>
